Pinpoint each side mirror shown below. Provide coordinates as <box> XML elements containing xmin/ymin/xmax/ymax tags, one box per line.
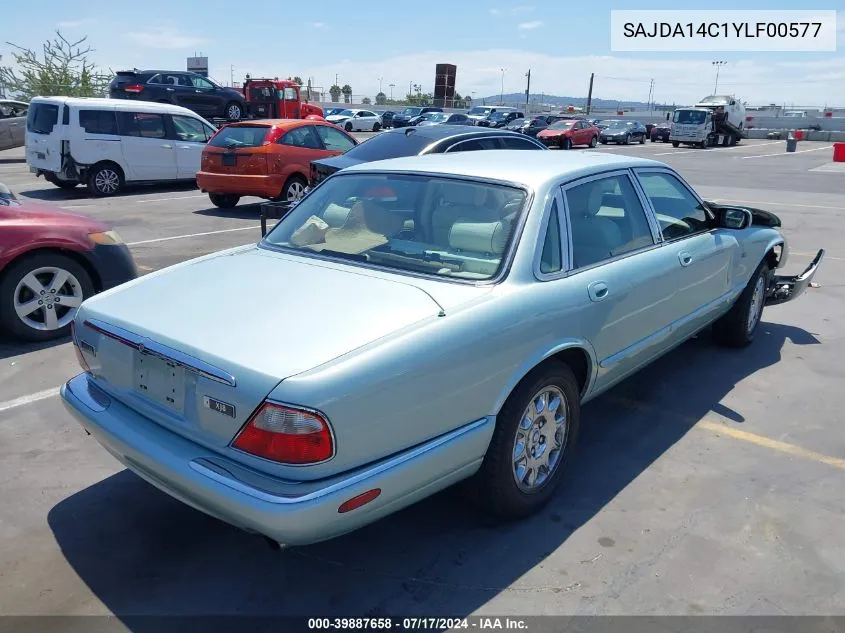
<box><xmin>719</xmin><ymin>207</ymin><xmax>752</xmax><ymax>230</ymax></box>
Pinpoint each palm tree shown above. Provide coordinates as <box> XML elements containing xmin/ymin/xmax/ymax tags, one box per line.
<box><xmin>341</xmin><ymin>84</ymin><xmax>352</xmax><ymax>104</ymax></box>
<box><xmin>329</xmin><ymin>84</ymin><xmax>341</xmax><ymax>103</ymax></box>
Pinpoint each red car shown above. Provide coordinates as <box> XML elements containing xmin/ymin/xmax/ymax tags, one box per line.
<box><xmin>0</xmin><ymin>183</ymin><xmax>137</xmax><ymax>341</ymax></box>
<box><xmin>536</xmin><ymin>119</ymin><xmax>600</xmax><ymax>149</ymax></box>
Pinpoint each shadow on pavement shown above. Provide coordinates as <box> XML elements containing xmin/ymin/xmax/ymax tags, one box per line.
<box><xmin>192</xmin><ymin>203</ymin><xmax>263</xmax><ymax>220</ymax></box>
<box><xmin>47</xmin><ymin>321</ymin><xmax>819</xmax><ymax>621</ymax></box>
<box><xmin>18</xmin><ymin>182</ymin><xmax>198</xmax><ymax>202</ymax></box>
<box><xmin>0</xmin><ymin>332</ymin><xmax>70</xmax><ymax>361</ymax></box>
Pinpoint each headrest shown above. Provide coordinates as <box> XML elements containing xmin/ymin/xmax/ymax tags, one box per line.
<box><xmin>448</xmin><ymin>219</ymin><xmax>512</xmax><ymax>255</ymax></box>
<box><xmin>362</xmin><ymin>200</ymin><xmax>404</xmax><ymax>236</ymax></box>
<box><xmin>586</xmin><ymin>186</ymin><xmax>604</xmax><ymax>217</ymax></box>
<box><xmin>439</xmin><ymin>182</ymin><xmax>487</xmax><ymax>207</ymax></box>
<box><xmin>322</xmin><ymin>203</ymin><xmax>351</xmax><ymax>228</ymax></box>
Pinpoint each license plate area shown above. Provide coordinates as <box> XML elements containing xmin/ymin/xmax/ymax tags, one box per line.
<box><xmin>222</xmin><ymin>153</ymin><xmax>237</xmax><ymax>166</ymax></box>
<box><xmin>134</xmin><ymin>353</ymin><xmax>186</xmax><ymax>413</ymax></box>
<box><xmin>36</xmin><ymin>152</ymin><xmax>46</xmax><ymax>160</ymax></box>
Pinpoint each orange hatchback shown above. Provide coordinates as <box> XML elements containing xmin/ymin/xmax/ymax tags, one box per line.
<box><xmin>197</xmin><ymin>119</ymin><xmax>357</xmax><ymax>208</ymax></box>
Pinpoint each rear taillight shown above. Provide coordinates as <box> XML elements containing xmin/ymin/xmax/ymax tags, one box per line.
<box><xmin>232</xmin><ymin>402</ymin><xmax>334</xmax><ymax>464</ymax></box>
<box><xmin>123</xmin><ymin>84</ymin><xmax>144</xmax><ymax>94</ymax></box>
<box><xmin>70</xmin><ymin>321</ymin><xmax>91</xmax><ymax>374</ymax></box>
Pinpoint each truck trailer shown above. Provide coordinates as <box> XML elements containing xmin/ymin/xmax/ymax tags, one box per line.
<box><xmin>669</xmin><ymin>95</ymin><xmax>746</xmax><ymax>148</ymax></box>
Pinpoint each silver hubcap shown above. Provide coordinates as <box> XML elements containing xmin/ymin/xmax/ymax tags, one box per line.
<box><xmin>747</xmin><ymin>275</ymin><xmax>766</xmax><ymax>333</ymax></box>
<box><xmin>14</xmin><ymin>267</ymin><xmax>84</xmax><ymax>331</ymax></box>
<box><xmin>95</xmin><ymin>169</ymin><xmax>119</xmax><ymax>194</ymax></box>
<box><xmin>286</xmin><ymin>181</ymin><xmax>305</xmax><ymax>200</ymax></box>
<box><xmin>512</xmin><ymin>386</ymin><xmax>568</xmax><ymax>492</ymax></box>
<box><xmin>228</xmin><ymin>104</ymin><xmax>241</xmax><ymax>119</ymax></box>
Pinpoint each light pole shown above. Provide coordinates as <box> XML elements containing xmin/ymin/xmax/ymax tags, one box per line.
<box><xmin>378</xmin><ymin>77</ymin><xmax>383</xmax><ymax>94</ymax></box>
<box><xmin>389</xmin><ymin>83</ymin><xmax>395</xmax><ymax>100</ymax></box>
<box><xmin>712</xmin><ymin>61</ymin><xmax>727</xmax><ymax>93</ymax></box>
<box><xmin>500</xmin><ymin>68</ymin><xmax>505</xmax><ymax>104</ymax></box>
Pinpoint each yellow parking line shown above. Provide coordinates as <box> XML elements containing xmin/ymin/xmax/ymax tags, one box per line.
<box><xmin>698</xmin><ymin>421</ymin><xmax>845</xmax><ymax>472</ymax></box>
<box><xmin>791</xmin><ymin>250</ymin><xmax>843</xmax><ymax>262</ymax></box>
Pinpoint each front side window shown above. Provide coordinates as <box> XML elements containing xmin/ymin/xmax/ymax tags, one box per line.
<box><xmin>498</xmin><ymin>137</ymin><xmax>542</xmax><ymax>150</ymax></box>
<box><xmin>636</xmin><ymin>171</ymin><xmax>710</xmax><ymax>240</ymax></box>
<box><xmin>262</xmin><ymin>174</ymin><xmax>528</xmax><ymax>281</ymax></box>
<box><xmin>283</xmin><ymin>87</ymin><xmax>298</xmax><ymax>101</ymax></box>
<box><xmin>117</xmin><ymin>112</ymin><xmax>166</xmax><ymax>138</ymax></box>
<box><xmin>172</xmin><ymin>115</ymin><xmax>212</xmax><ymax>142</ymax></box>
<box><xmin>191</xmin><ymin>76</ymin><xmax>214</xmax><ymax>89</ymax></box>
<box><xmin>448</xmin><ymin>138</ymin><xmax>500</xmax><ymax>152</ymax></box>
<box><xmin>316</xmin><ymin>125</ymin><xmax>355</xmax><ymax>152</ymax></box>
<box><xmin>79</xmin><ymin>110</ymin><xmax>118</xmax><ymax>135</ymax></box>
<box><xmin>565</xmin><ymin>174</ymin><xmax>655</xmax><ymax>269</ymax></box>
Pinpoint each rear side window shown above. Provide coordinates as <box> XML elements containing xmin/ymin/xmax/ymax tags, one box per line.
<box><xmin>208</xmin><ymin>125</ymin><xmax>270</xmax><ymax>148</ymax></box>
<box><xmin>26</xmin><ymin>103</ymin><xmax>59</xmax><ymax>134</ymax></box>
<box><xmin>447</xmin><ymin>138</ymin><xmax>500</xmax><ymax>152</ymax></box>
<box><xmin>79</xmin><ymin>110</ymin><xmax>118</xmax><ymax>135</ymax></box>
<box><xmin>341</xmin><ymin>131</ymin><xmax>431</xmax><ymax>161</ymax></box>
<box><xmin>116</xmin><ymin>112</ymin><xmax>166</xmax><ymax>139</ymax></box>
<box><xmin>499</xmin><ymin>137</ymin><xmax>542</xmax><ymax>150</ymax></box>
<box><xmin>316</xmin><ymin>125</ymin><xmax>355</xmax><ymax>152</ymax></box>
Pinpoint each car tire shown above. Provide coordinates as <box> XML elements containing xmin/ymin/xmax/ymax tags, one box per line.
<box><xmin>0</xmin><ymin>252</ymin><xmax>94</xmax><ymax>342</ymax></box>
<box><xmin>600</xmin><ymin>139</ymin><xmax>607</xmax><ymax>145</ymax></box>
<box><xmin>589</xmin><ymin>135</ymin><xmax>597</xmax><ymax>148</ymax></box>
<box><xmin>208</xmin><ymin>193</ymin><xmax>240</xmax><ymax>208</ymax></box>
<box><xmin>280</xmin><ymin>175</ymin><xmax>308</xmax><ymax>202</ymax></box>
<box><xmin>345</xmin><ymin>122</ymin><xmax>353</xmax><ymax>132</ymax></box>
<box><xmin>225</xmin><ymin>102</ymin><xmax>244</xmax><ymax>121</ymax></box>
<box><xmin>639</xmin><ymin>134</ymin><xmax>645</xmax><ymax>144</ymax></box>
<box><xmin>624</xmin><ymin>134</ymin><xmax>631</xmax><ymax>145</ymax></box>
<box><xmin>560</xmin><ymin>137</ymin><xmax>572</xmax><ymax>150</ymax></box>
<box><xmin>372</xmin><ymin>122</ymin><xmax>381</xmax><ymax>132</ymax></box>
<box><xmin>712</xmin><ymin>259</ymin><xmax>771</xmax><ymax>348</ymax></box>
<box><xmin>86</xmin><ymin>162</ymin><xmax>124</xmax><ymax>197</ymax></box>
<box><xmin>468</xmin><ymin>360</ymin><xmax>581</xmax><ymax>520</ymax></box>
<box><xmin>672</xmin><ymin>141</ymin><xmax>680</xmax><ymax>148</ymax></box>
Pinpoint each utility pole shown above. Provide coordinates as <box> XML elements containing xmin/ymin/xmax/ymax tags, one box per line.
<box><xmin>525</xmin><ymin>69</ymin><xmax>531</xmax><ymax>110</ymax></box>
<box><xmin>230</xmin><ymin>65</ymin><xmax>235</xmax><ymax>87</ymax></box>
<box><xmin>585</xmin><ymin>72</ymin><xmax>595</xmax><ymax>115</ymax></box>
<box><xmin>409</xmin><ymin>80</ymin><xmax>412</xmax><ymax>102</ymax></box>
<box><xmin>500</xmin><ymin>68</ymin><xmax>505</xmax><ymax>104</ymax></box>
<box><xmin>647</xmin><ymin>78</ymin><xmax>654</xmax><ymax>111</ymax></box>
<box><xmin>378</xmin><ymin>77</ymin><xmax>383</xmax><ymax>94</ymax></box>
<box><xmin>335</xmin><ymin>73</ymin><xmax>339</xmax><ymax>87</ymax></box>
<box><xmin>389</xmin><ymin>83</ymin><xmax>395</xmax><ymax>100</ymax></box>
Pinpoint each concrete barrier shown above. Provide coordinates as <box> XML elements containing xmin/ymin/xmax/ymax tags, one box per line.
<box><xmin>745</xmin><ymin>128</ymin><xmax>845</xmax><ymax>142</ymax></box>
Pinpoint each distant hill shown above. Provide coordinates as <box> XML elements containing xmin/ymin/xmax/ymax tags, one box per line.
<box><xmin>476</xmin><ymin>92</ymin><xmax>673</xmax><ymax>110</ymax></box>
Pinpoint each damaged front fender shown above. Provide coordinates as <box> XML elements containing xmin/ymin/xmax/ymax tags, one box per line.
<box><xmin>766</xmin><ymin>249</ymin><xmax>825</xmax><ymax>306</ymax></box>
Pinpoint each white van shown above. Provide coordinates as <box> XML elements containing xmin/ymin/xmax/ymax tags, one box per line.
<box><xmin>26</xmin><ymin>97</ymin><xmax>218</xmax><ymax>196</ymax></box>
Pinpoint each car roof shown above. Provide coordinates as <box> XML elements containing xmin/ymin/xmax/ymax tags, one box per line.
<box><xmin>379</xmin><ymin>124</ymin><xmax>528</xmax><ymax>141</ymax></box>
<box><xmin>225</xmin><ymin>118</ymin><xmax>317</xmax><ymax>129</ymax></box>
<box><xmin>29</xmin><ymin>96</ymin><xmax>204</xmax><ymax>117</ymax></box>
<box><xmin>341</xmin><ymin>150</ymin><xmax>665</xmax><ymax>190</ymax></box>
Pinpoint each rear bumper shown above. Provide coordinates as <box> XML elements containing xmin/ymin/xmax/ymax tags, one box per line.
<box><xmin>766</xmin><ymin>249</ymin><xmax>825</xmax><ymax>306</ymax></box>
<box><xmin>83</xmin><ymin>243</ymin><xmax>138</xmax><ymax>290</ymax></box>
<box><xmin>60</xmin><ymin>373</ymin><xmax>490</xmax><ymax>546</ymax></box>
<box><xmin>196</xmin><ymin>172</ymin><xmax>283</xmax><ymax>198</ymax></box>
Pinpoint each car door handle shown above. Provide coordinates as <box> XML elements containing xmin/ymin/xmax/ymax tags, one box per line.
<box><xmin>678</xmin><ymin>251</ymin><xmax>693</xmax><ymax>267</ymax></box>
<box><xmin>195</xmin><ymin>89</ymin><xmax>202</xmax><ymax>93</ymax></box>
<box><xmin>166</xmin><ymin>88</ymin><xmax>175</xmax><ymax>92</ymax></box>
<box><xmin>161</xmin><ymin>144</ymin><xmax>173</xmax><ymax>149</ymax></box>
<box><xmin>587</xmin><ymin>281</ymin><xmax>610</xmax><ymax>302</ymax></box>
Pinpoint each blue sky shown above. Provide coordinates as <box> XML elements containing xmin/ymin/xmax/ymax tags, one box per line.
<box><xmin>2</xmin><ymin>0</ymin><xmax>844</xmax><ymax>106</ymax></box>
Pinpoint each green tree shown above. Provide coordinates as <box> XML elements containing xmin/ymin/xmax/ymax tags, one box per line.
<box><xmin>362</xmin><ymin>97</ymin><xmax>371</xmax><ymax>105</ymax></box>
<box><xmin>0</xmin><ymin>30</ymin><xmax>111</xmax><ymax>100</ymax></box>
<box><xmin>453</xmin><ymin>92</ymin><xmax>462</xmax><ymax>102</ymax></box>
<box><xmin>329</xmin><ymin>84</ymin><xmax>341</xmax><ymax>102</ymax></box>
<box><xmin>341</xmin><ymin>84</ymin><xmax>352</xmax><ymax>103</ymax></box>
<box><xmin>375</xmin><ymin>91</ymin><xmax>386</xmax><ymax>105</ymax></box>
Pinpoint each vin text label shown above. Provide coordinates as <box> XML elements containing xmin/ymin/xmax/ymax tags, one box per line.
<box><xmin>610</xmin><ymin>10</ymin><xmax>837</xmax><ymax>52</ymax></box>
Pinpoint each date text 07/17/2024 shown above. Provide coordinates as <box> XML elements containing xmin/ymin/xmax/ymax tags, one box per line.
<box><xmin>623</xmin><ymin>22</ymin><xmax>823</xmax><ymax>38</ymax></box>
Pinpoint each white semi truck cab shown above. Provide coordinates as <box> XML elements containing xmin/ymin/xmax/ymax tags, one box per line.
<box><xmin>670</xmin><ymin>95</ymin><xmax>746</xmax><ymax>148</ymax></box>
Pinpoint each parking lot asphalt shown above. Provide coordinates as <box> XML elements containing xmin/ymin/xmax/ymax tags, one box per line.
<box><xmin>1</xmin><ymin>135</ymin><xmax>844</xmax><ymax>620</ymax></box>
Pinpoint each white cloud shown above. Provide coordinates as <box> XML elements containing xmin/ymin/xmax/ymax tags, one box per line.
<box><xmin>490</xmin><ymin>5</ymin><xmax>534</xmax><ymax>17</ymax></box>
<box><xmin>56</xmin><ymin>19</ymin><xmax>91</xmax><ymax>30</ymax></box>
<box><xmin>518</xmin><ymin>21</ymin><xmax>544</xmax><ymax>30</ymax></box>
<box><xmin>226</xmin><ymin>48</ymin><xmax>845</xmax><ymax>106</ymax></box>
<box><xmin>310</xmin><ymin>22</ymin><xmax>327</xmax><ymax>28</ymax></box>
<box><xmin>127</xmin><ymin>27</ymin><xmax>207</xmax><ymax>50</ymax></box>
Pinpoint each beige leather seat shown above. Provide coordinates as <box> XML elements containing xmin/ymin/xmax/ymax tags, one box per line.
<box><xmin>429</xmin><ymin>182</ymin><xmax>506</xmax><ymax>247</ymax></box>
<box><xmin>568</xmin><ymin>182</ymin><xmax>624</xmax><ymax>268</ymax></box>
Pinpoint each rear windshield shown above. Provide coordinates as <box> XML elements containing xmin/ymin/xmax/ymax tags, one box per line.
<box><xmin>341</xmin><ymin>131</ymin><xmax>432</xmax><ymax>161</ymax></box>
<box><xmin>27</xmin><ymin>103</ymin><xmax>60</xmax><ymax>135</ymax></box>
<box><xmin>208</xmin><ymin>125</ymin><xmax>270</xmax><ymax>148</ymax></box>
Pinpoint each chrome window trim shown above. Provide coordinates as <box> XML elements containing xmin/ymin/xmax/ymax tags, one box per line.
<box><xmin>631</xmin><ymin>166</ymin><xmax>717</xmax><ymax>244</ymax></box>
<box><xmin>559</xmin><ymin>169</ymin><xmax>660</xmax><ymax>274</ymax></box>
<box><xmin>83</xmin><ymin>318</ymin><xmax>237</xmax><ymax>387</ymax></box>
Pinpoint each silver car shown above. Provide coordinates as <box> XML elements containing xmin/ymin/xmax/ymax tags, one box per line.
<box><xmin>61</xmin><ymin>150</ymin><xmax>823</xmax><ymax>546</ymax></box>
<box><xmin>0</xmin><ymin>100</ymin><xmax>28</xmax><ymax>151</ymax></box>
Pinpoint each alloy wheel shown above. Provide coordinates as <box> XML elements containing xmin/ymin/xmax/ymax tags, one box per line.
<box><xmin>747</xmin><ymin>276</ymin><xmax>766</xmax><ymax>333</ymax></box>
<box><xmin>512</xmin><ymin>386</ymin><xmax>569</xmax><ymax>492</ymax></box>
<box><xmin>14</xmin><ymin>267</ymin><xmax>84</xmax><ymax>332</ymax></box>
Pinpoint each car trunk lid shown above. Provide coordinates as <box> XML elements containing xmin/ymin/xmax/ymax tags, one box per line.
<box><xmin>73</xmin><ymin>245</ymin><xmax>456</xmax><ymax>454</ymax></box>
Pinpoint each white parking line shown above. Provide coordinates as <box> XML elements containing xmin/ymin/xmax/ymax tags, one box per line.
<box><xmin>0</xmin><ymin>387</ymin><xmax>60</xmax><ymax>414</ymax></box>
<box><xmin>136</xmin><ymin>194</ymin><xmax>206</xmax><ymax>204</ymax></box>
<box><xmin>707</xmin><ymin>198</ymin><xmax>845</xmax><ymax>211</ymax></box>
<box><xmin>654</xmin><ymin>141</ymin><xmax>782</xmax><ymax>157</ymax></box>
<box><xmin>127</xmin><ymin>225</ymin><xmax>260</xmax><ymax>246</ymax></box>
<box><xmin>741</xmin><ymin>146</ymin><xmax>833</xmax><ymax>159</ymax></box>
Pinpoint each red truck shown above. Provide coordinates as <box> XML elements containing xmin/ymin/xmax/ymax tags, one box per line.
<box><xmin>224</xmin><ymin>78</ymin><xmax>324</xmax><ymax>122</ymax></box>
